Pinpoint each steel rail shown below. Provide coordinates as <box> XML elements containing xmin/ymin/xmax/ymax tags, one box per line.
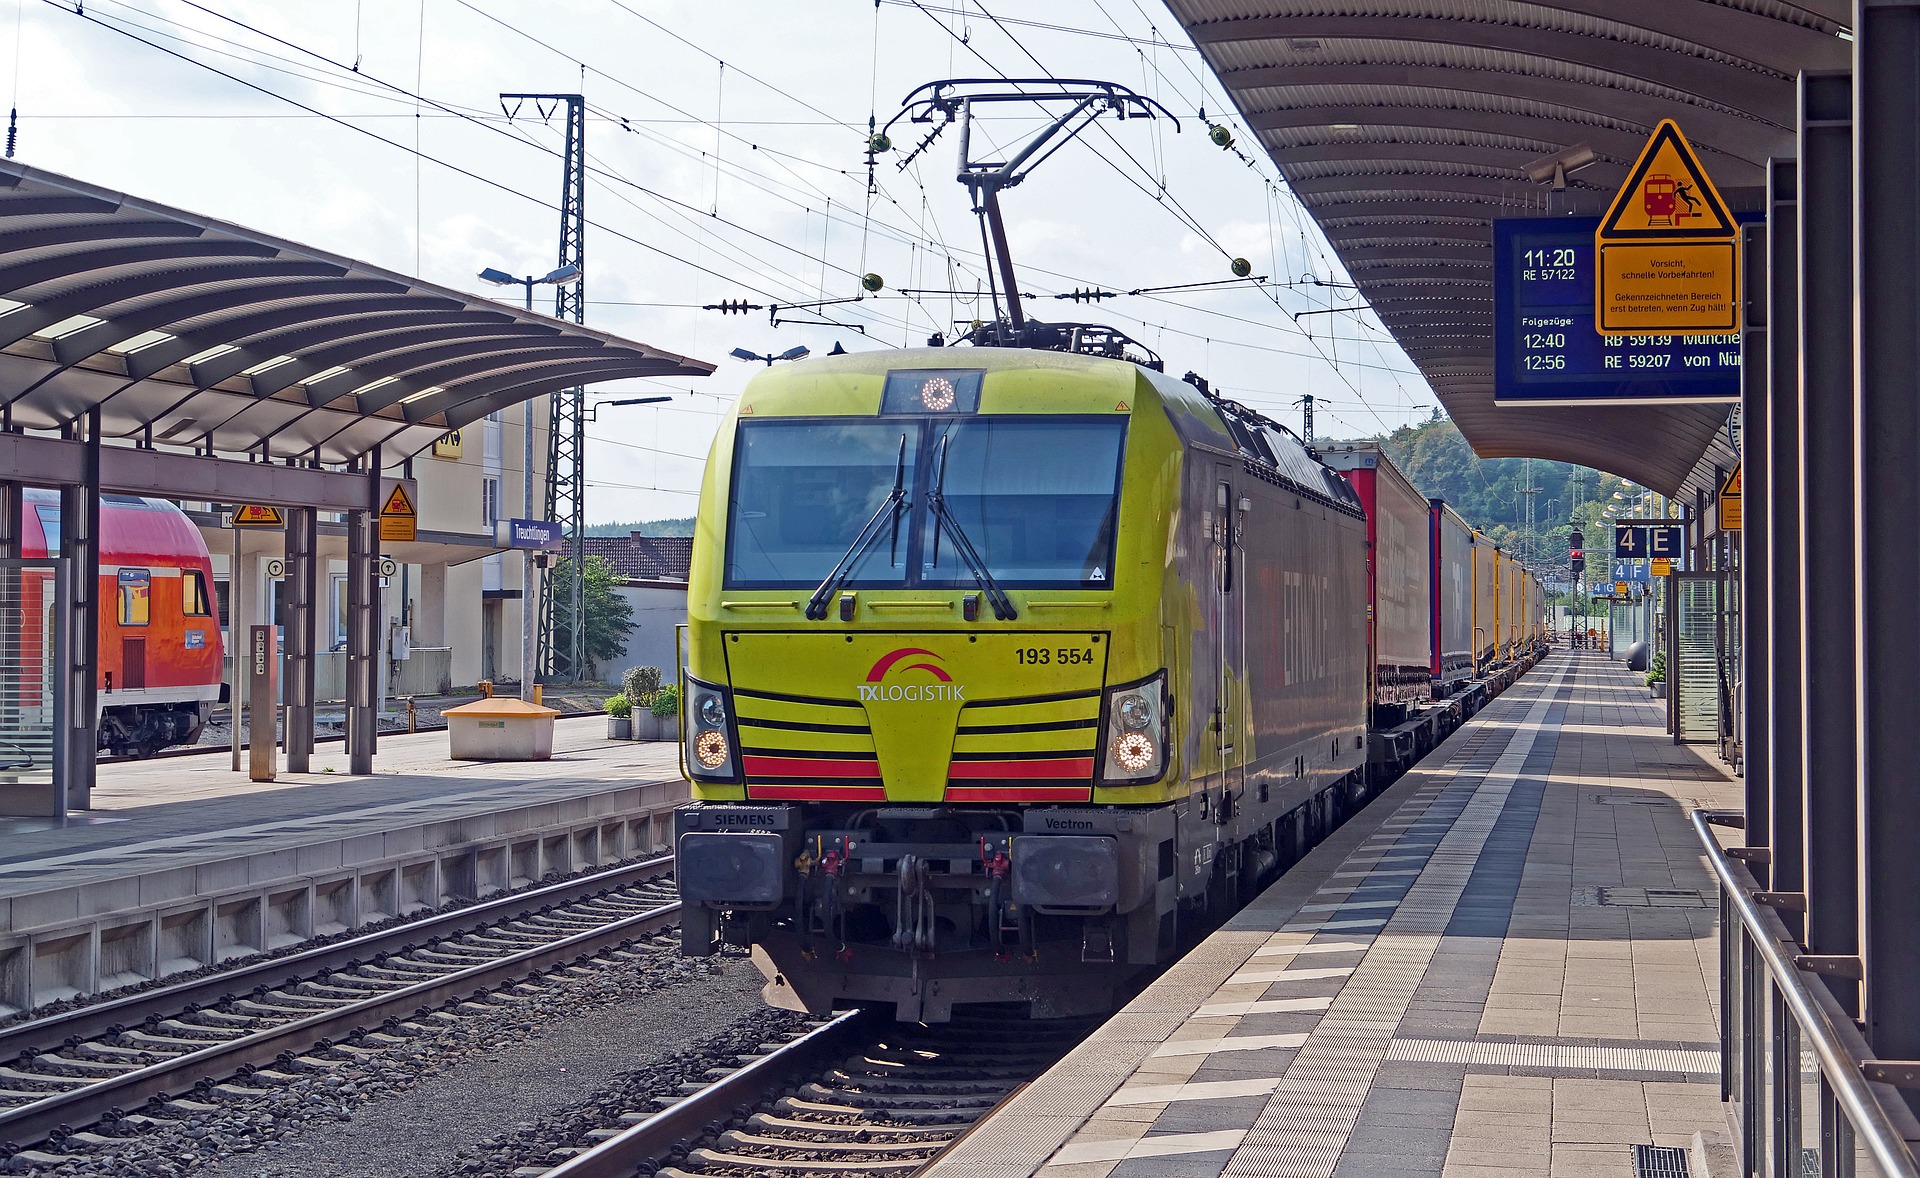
<box><xmin>542</xmin><ymin>1008</ymin><xmax>878</xmax><ymax>1178</ymax></box>
<box><xmin>1692</xmin><ymin>808</ymin><xmax>1920</xmax><ymax>1178</ymax></box>
<box><xmin>0</xmin><ymin>853</ymin><xmax>676</xmax><ymax>1064</ymax></box>
<box><xmin>0</xmin><ymin>888</ymin><xmax>680</xmax><ymax>1146</ymax></box>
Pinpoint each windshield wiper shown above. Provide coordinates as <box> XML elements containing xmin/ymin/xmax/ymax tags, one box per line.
<box><xmin>926</xmin><ymin>435</ymin><xmax>1018</xmax><ymax>620</ymax></box>
<box><xmin>805</xmin><ymin>434</ymin><xmax>910</xmax><ymax>620</ymax></box>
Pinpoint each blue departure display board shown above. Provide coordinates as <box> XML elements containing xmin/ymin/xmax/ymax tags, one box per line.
<box><xmin>1493</xmin><ymin>217</ymin><xmax>1743</xmax><ymax>405</ymax></box>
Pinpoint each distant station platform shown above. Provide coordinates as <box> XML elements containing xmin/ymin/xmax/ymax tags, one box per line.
<box><xmin>0</xmin><ymin>718</ymin><xmax>687</xmax><ymax>1008</ymax></box>
<box><xmin>929</xmin><ymin>651</ymin><xmax>1737</xmax><ymax>1178</ymax></box>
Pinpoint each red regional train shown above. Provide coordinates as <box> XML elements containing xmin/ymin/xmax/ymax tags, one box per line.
<box><xmin>20</xmin><ymin>490</ymin><xmax>224</xmax><ymax>757</ymax></box>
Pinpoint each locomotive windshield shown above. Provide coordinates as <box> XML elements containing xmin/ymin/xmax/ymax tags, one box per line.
<box><xmin>726</xmin><ymin>420</ymin><xmax>918</xmax><ymax>587</ymax></box>
<box><xmin>724</xmin><ymin>415</ymin><xmax>1125</xmax><ymax>590</ymax></box>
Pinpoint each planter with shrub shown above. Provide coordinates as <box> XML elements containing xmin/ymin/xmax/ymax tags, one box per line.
<box><xmin>603</xmin><ymin>692</ymin><xmax>632</xmax><ymax>740</ymax></box>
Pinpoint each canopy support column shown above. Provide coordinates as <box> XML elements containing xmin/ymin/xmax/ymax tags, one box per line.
<box><xmin>284</xmin><ymin>505</ymin><xmax>316</xmax><ymax>773</ymax></box>
<box><xmin>1765</xmin><ymin>159</ymin><xmax>1804</xmax><ymax>937</ymax></box>
<box><xmin>1795</xmin><ymin>71</ymin><xmax>1858</xmax><ymax>1011</ymax></box>
<box><xmin>1739</xmin><ymin>222</ymin><xmax>1769</xmax><ymax>882</ymax></box>
<box><xmin>1853</xmin><ymin>0</ymin><xmax>1920</xmax><ymax>1109</ymax></box>
<box><xmin>346</xmin><ymin>449</ymin><xmax>380</xmax><ymax>776</ymax></box>
<box><xmin>59</xmin><ymin>409</ymin><xmax>99</xmax><ymax>811</ymax></box>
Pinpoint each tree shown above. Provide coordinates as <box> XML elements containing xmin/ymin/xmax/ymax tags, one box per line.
<box><xmin>549</xmin><ymin>555</ymin><xmax>634</xmax><ymax>682</ymax></box>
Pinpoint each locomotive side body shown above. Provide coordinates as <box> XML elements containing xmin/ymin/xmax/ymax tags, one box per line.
<box><xmin>1428</xmin><ymin>501</ymin><xmax>1476</xmax><ymax>694</ymax></box>
<box><xmin>1321</xmin><ymin>443</ymin><xmax>1431</xmax><ymax>716</ymax></box>
<box><xmin>20</xmin><ymin>491</ymin><xmax>224</xmax><ymax>755</ymax></box>
<box><xmin>674</xmin><ymin>349</ymin><xmax>1369</xmax><ymax>1021</ymax></box>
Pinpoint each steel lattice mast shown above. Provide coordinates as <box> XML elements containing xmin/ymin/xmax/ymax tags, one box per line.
<box><xmin>505</xmin><ymin>93</ymin><xmax>588</xmax><ymax>682</ymax></box>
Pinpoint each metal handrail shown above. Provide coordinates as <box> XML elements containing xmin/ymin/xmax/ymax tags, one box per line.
<box><xmin>1692</xmin><ymin>807</ymin><xmax>1920</xmax><ymax>1177</ymax></box>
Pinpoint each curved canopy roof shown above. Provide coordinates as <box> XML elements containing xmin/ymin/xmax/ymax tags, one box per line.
<box><xmin>0</xmin><ymin>160</ymin><xmax>713</xmax><ymax>466</ymax></box>
<box><xmin>1165</xmin><ymin>0</ymin><xmax>1850</xmax><ymax>495</ymax></box>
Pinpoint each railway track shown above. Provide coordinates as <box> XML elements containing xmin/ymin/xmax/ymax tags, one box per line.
<box><xmin>538</xmin><ymin>1005</ymin><xmax>1092</xmax><ymax>1178</ymax></box>
<box><xmin>0</xmin><ymin>855</ymin><xmax>681</xmax><ymax>1154</ymax></box>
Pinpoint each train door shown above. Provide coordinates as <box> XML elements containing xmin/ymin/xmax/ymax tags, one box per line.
<box><xmin>1212</xmin><ymin>473</ymin><xmax>1246</xmax><ymax>802</ymax></box>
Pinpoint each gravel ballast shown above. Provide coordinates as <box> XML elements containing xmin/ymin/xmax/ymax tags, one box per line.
<box><xmin>17</xmin><ymin>950</ymin><xmax>774</xmax><ymax>1178</ymax></box>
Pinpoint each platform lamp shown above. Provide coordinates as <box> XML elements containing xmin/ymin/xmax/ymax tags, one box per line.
<box><xmin>730</xmin><ymin>345</ymin><xmax>810</xmax><ymax>367</ymax></box>
<box><xmin>1523</xmin><ymin>144</ymin><xmax>1596</xmax><ymax>216</ymax></box>
<box><xmin>479</xmin><ymin>262</ymin><xmax>583</xmax><ymax>700</ymax></box>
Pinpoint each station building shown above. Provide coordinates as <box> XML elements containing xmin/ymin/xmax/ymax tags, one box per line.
<box><xmin>199</xmin><ymin>395</ymin><xmax>551</xmax><ymax>699</ymax></box>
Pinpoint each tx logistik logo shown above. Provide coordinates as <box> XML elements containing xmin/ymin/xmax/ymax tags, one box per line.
<box><xmin>859</xmin><ymin>647</ymin><xmax>966</xmax><ymax>702</ymax></box>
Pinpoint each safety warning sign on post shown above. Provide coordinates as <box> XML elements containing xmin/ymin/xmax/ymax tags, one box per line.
<box><xmin>231</xmin><ymin>504</ymin><xmax>285</xmax><ymax>529</ymax></box>
<box><xmin>378</xmin><ymin>478</ymin><xmax>418</xmax><ymax>543</ymax></box>
<box><xmin>1719</xmin><ymin>464</ymin><xmax>1742</xmax><ymax>532</ymax></box>
<box><xmin>1595</xmin><ymin>120</ymin><xmax>1740</xmax><ymax>336</ymax></box>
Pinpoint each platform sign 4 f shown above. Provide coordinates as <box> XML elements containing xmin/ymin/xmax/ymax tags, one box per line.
<box><xmin>1595</xmin><ymin>120</ymin><xmax>1740</xmax><ymax>336</ymax></box>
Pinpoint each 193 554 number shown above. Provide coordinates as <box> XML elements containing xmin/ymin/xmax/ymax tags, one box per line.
<box><xmin>1016</xmin><ymin>647</ymin><xmax>1096</xmax><ymax>666</ymax></box>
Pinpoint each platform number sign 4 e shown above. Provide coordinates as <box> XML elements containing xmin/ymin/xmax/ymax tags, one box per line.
<box><xmin>1615</xmin><ymin>523</ymin><xmax>1648</xmax><ymax>559</ymax></box>
<box><xmin>1615</xmin><ymin>522</ymin><xmax>1684</xmax><ymax>562</ymax></box>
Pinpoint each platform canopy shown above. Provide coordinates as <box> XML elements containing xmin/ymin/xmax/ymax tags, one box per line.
<box><xmin>1163</xmin><ymin>0</ymin><xmax>1851</xmax><ymax>496</ymax></box>
<box><xmin>0</xmin><ymin>159</ymin><xmax>713</xmax><ymax>468</ymax></box>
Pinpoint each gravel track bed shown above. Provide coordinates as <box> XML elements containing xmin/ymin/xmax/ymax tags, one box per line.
<box><xmin>433</xmin><ymin>1004</ymin><xmax>814</xmax><ymax>1178</ymax></box>
<box><xmin>8</xmin><ymin>948</ymin><xmax>768</xmax><ymax>1177</ymax></box>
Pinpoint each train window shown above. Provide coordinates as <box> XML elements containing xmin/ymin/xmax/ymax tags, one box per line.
<box><xmin>33</xmin><ymin>504</ymin><xmax>58</xmax><ymax>550</ymax></box>
<box><xmin>725</xmin><ymin>420</ymin><xmax>918</xmax><ymax>588</ymax></box>
<box><xmin>183</xmin><ymin>570</ymin><xmax>212</xmax><ymax>617</ymax></box>
<box><xmin>920</xmin><ymin>417</ymin><xmax>1126</xmax><ymax>589</ymax></box>
<box><xmin>118</xmin><ymin>569</ymin><xmax>151</xmax><ymax>626</ymax></box>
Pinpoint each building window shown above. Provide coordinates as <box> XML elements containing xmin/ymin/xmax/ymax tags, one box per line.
<box><xmin>332</xmin><ymin>574</ymin><xmax>349</xmax><ymax>647</ymax></box>
<box><xmin>183</xmin><ymin>569</ymin><xmax>213</xmax><ymax>617</ymax></box>
<box><xmin>483</xmin><ymin>476</ymin><xmax>502</xmax><ymax>526</ymax></box>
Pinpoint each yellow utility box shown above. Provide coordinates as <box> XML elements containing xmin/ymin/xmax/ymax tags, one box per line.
<box><xmin>444</xmin><ymin>696</ymin><xmax>559</xmax><ymax>761</ymax></box>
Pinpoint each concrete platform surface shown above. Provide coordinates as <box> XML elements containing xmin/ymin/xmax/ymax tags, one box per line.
<box><xmin>0</xmin><ymin>717</ymin><xmax>683</xmax><ymax>898</ymax></box>
<box><xmin>929</xmin><ymin>651</ymin><xmax>1736</xmax><ymax>1178</ymax></box>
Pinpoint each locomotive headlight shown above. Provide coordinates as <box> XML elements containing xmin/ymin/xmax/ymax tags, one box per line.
<box><xmin>683</xmin><ymin>674</ymin><xmax>740</xmax><ymax>782</ymax></box>
<box><xmin>694</xmin><ymin>729</ymin><xmax>731</xmax><ymax>769</ymax></box>
<box><xmin>920</xmin><ymin>375</ymin><xmax>957</xmax><ymax>411</ymax></box>
<box><xmin>1114</xmin><ymin>731</ymin><xmax>1156</xmax><ymax>770</ymax></box>
<box><xmin>1099</xmin><ymin>671</ymin><xmax>1167</xmax><ymax>785</ymax></box>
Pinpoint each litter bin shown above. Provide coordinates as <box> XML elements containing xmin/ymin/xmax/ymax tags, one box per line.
<box><xmin>444</xmin><ymin>696</ymin><xmax>560</xmax><ymax>761</ymax></box>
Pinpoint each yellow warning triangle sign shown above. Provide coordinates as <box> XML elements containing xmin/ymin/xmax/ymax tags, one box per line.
<box><xmin>380</xmin><ymin>483</ymin><xmax>416</xmax><ymax>517</ymax></box>
<box><xmin>1721</xmin><ymin>463</ymin><xmax>1741</xmax><ymax>498</ymax></box>
<box><xmin>232</xmin><ymin>504</ymin><xmax>285</xmax><ymax>527</ymax></box>
<box><xmin>1598</xmin><ymin>120</ymin><xmax>1737</xmax><ymax>240</ymax></box>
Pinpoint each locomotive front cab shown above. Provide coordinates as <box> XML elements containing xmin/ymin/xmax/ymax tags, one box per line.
<box><xmin>675</xmin><ymin>351</ymin><xmax>1188</xmax><ymax>1021</ymax></box>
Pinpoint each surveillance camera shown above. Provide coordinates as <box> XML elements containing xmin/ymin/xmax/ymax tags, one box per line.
<box><xmin>1523</xmin><ymin>144</ymin><xmax>1598</xmax><ymax>187</ymax></box>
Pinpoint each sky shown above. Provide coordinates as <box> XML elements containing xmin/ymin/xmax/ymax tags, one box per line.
<box><xmin>8</xmin><ymin>0</ymin><xmax>1440</xmax><ymax>524</ymax></box>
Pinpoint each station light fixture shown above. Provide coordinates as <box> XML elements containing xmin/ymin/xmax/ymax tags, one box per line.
<box><xmin>477</xmin><ymin>263</ymin><xmax>582</xmax><ymax>311</ymax></box>
<box><xmin>730</xmin><ymin>344</ymin><xmax>812</xmax><ymax>366</ymax></box>
<box><xmin>1523</xmin><ymin>143</ymin><xmax>1597</xmax><ymax>190</ymax></box>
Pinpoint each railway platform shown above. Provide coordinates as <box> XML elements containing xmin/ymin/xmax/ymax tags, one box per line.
<box><xmin>928</xmin><ymin>650</ymin><xmax>1738</xmax><ymax>1178</ymax></box>
<box><xmin>0</xmin><ymin>718</ymin><xmax>687</xmax><ymax>1013</ymax></box>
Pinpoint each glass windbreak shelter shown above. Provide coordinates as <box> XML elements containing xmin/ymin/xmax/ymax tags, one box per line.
<box><xmin>0</xmin><ymin>558</ymin><xmax>70</xmax><ymax>817</ymax></box>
